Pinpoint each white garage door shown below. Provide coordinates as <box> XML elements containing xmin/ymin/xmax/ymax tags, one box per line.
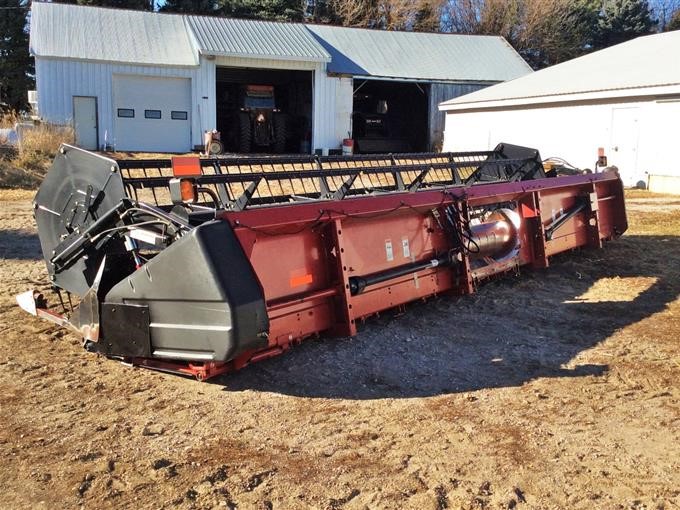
<box><xmin>113</xmin><ymin>75</ymin><xmax>191</xmax><ymax>153</ymax></box>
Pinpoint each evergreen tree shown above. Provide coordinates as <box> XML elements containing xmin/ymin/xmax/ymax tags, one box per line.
<box><xmin>160</xmin><ymin>0</ymin><xmax>218</xmax><ymax>15</ymax></box>
<box><xmin>218</xmin><ymin>0</ymin><xmax>306</xmax><ymax>22</ymax></box>
<box><xmin>59</xmin><ymin>0</ymin><xmax>154</xmax><ymax>10</ymax></box>
<box><xmin>306</xmin><ymin>0</ymin><xmax>342</xmax><ymax>23</ymax></box>
<box><xmin>0</xmin><ymin>0</ymin><xmax>33</xmax><ymax>113</ymax></box>
<box><xmin>522</xmin><ymin>0</ymin><xmax>600</xmax><ymax>68</ymax></box>
<box><xmin>594</xmin><ymin>0</ymin><xmax>656</xmax><ymax>49</ymax></box>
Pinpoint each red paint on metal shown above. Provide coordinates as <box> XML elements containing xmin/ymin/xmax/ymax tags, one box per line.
<box><xmin>289</xmin><ymin>272</ymin><xmax>314</xmax><ymax>288</ymax></box>
<box><xmin>171</xmin><ymin>156</ymin><xmax>202</xmax><ymax>176</ymax></box>
<box><xmin>132</xmin><ymin>358</ymin><xmax>230</xmax><ymax>381</ymax></box>
<box><xmin>133</xmin><ymin>172</ymin><xmax>627</xmax><ymax>380</ymax></box>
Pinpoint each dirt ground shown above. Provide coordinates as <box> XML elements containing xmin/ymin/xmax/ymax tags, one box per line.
<box><xmin>0</xmin><ymin>188</ymin><xmax>678</xmax><ymax>510</ymax></box>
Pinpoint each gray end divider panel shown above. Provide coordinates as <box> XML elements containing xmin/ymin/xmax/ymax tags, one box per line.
<box><xmin>103</xmin><ymin>221</ymin><xmax>269</xmax><ymax>362</ymax></box>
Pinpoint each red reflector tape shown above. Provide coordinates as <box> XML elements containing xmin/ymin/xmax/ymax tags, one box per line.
<box><xmin>521</xmin><ymin>202</ymin><xmax>537</xmax><ymax>218</ymax></box>
<box><xmin>172</xmin><ymin>156</ymin><xmax>202</xmax><ymax>176</ymax></box>
<box><xmin>290</xmin><ymin>273</ymin><xmax>313</xmax><ymax>288</ymax></box>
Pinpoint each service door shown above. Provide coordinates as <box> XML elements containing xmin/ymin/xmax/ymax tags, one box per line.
<box><xmin>73</xmin><ymin>96</ymin><xmax>98</xmax><ymax>150</ymax></box>
<box><xmin>610</xmin><ymin>107</ymin><xmax>641</xmax><ymax>187</ymax></box>
<box><xmin>113</xmin><ymin>75</ymin><xmax>191</xmax><ymax>153</ymax></box>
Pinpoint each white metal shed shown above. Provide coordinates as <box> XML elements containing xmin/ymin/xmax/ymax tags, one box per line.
<box><xmin>30</xmin><ymin>2</ymin><xmax>531</xmax><ymax>154</ymax></box>
<box><xmin>30</xmin><ymin>2</ymin><xmax>204</xmax><ymax>152</ymax></box>
<box><xmin>439</xmin><ymin>31</ymin><xmax>680</xmax><ymax>192</ymax></box>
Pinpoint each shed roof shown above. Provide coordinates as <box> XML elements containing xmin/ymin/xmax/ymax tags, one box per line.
<box><xmin>30</xmin><ymin>2</ymin><xmax>532</xmax><ymax>82</ymax></box>
<box><xmin>307</xmin><ymin>25</ymin><xmax>532</xmax><ymax>83</ymax></box>
<box><xmin>30</xmin><ymin>2</ymin><xmax>198</xmax><ymax>67</ymax></box>
<box><xmin>186</xmin><ymin>16</ymin><xmax>330</xmax><ymax>62</ymax></box>
<box><xmin>440</xmin><ymin>30</ymin><xmax>680</xmax><ymax>111</ymax></box>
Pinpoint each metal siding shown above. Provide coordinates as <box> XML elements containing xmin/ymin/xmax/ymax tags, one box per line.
<box><xmin>36</xmin><ymin>57</ymin><xmax>208</xmax><ymax>150</ymax></box>
<box><xmin>441</xmin><ymin>30</ymin><xmax>680</xmax><ymax>110</ymax></box>
<box><xmin>213</xmin><ymin>55</ymin><xmax>319</xmax><ymax>71</ymax></box>
<box><xmin>307</xmin><ymin>25</ymin><xmax>531</xmax><ymax>82</ymax></box>
<box><xmin>196</xmin><ymin>57</ymin><xmax>216</xmax><ymax>148</ymax></box>
<box><xmin>113</xmin><ymin>76</ymin><xmax>192</xmax><ymax>152</ymax></box>
<box><xmin>30</xmin><ymin>2</ymin><xmax>197</xmax><ymax>67</ymax></box>
<box><xmin>442</xmin><ymin>98</ymin><xmax>680</xmax><ymax>186</ymax></box>
<box><xmin>312</xmin><ymin>70</ymin><xmax>352</xmax><ymax>151</ymax></box>
<box><xmin>428</xmin><ymin>82</ymin><xmax>490</xmax><ymax>150</ymax></box>
<box><xmin>187</xmin><ymin>16</ymin><xmax>329</xmax><ymax>62</ymax></box>
<box><xmin>335</xmin><ymin>77</ymin><xmax>354</xmax><ymax>143</ymax></box>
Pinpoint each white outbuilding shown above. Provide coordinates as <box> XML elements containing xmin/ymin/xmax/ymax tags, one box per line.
<box><xmin>440</xmin><ymin>30</ymin><xmax>680</xmax><ymax>192</ymax></box>
<box><xmin>29</xmin><ymin>2</ymin><xmax>531</xmax><ymax>154</ymax></box>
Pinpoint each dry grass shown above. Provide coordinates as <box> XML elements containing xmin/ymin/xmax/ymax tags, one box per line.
<box><xmin>0</xmin><ymin>188</ymin><xmax>34</xmax><ymax>201</ymax></box>
<box><xmin>13</xmin><ymin>123</ymin><xmax>74</xmax><ymax>172</ymax></box>
<box><xmin>627</xmin><ymin>209</ymin><xmax>680</xmax><ymax>235</ymax></box>
<box><xmin>624</xmin><ymin>189</ymin><xmax>680</xmax><ymax>235</ymax></box>
<box><xmin>0</xmin><ymin>113</ymin><xmax>74</xmax><ymax>188</ymax></box>
<box><xmin>0</xmin><ymin>112</ymin><xmax>20</xmax><ymax>129</ymax></box>
<box><xmin>625</xmin><ymin>189</ymin><xmax>679</xmax><ymax>199</ymax></box>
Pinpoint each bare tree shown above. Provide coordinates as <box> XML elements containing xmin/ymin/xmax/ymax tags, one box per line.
<box><xmin>519</xmin><ymin>0</ymin><xmax>599</xmax><ymax>67</ymax></box>
<box><xmin>440</xmin><ymin>0</ymin><xmax>485</xmax><ymax>33</ymax></box>
<box><xmin>380</xmin><ymin>0</ymin><xmax>443</xmax><ymax>30</ymax></box>
<box><xmin>652</xmin><ymin>0</ymin><xmax>680</xmax><ymax>29</ymax></box>
<box><xmin>325</xmin><ymin>0</ymin><xmax>378</xmax><ymax>27</ymax></box>
<box><xmin>440</xmin><ymin>0</ymin><xmax>600</xmax><ymax>68</ymax></box>
<box><xmin>325</xmin><ymin>0</ymin><xmax>441</xmax><ymax>29</ymax></box>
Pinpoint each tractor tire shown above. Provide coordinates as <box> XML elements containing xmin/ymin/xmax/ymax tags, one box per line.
<box><xmin>238</xmin><ymin>112</ymin><xmax>252</xmax><ymax>153</ymax></box>
<box><xmin>273</xmin><ymin>114</ymin><xmax>288</xmax><ymax>154</ymax></box>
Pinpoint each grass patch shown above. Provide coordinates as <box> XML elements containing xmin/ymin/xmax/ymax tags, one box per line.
<box><xmin>625</xmin><ymin>189</ymin><xmax>679</xmax><ymax>200</ymax></box>
<box><xmin>0</xmin><ymin>113</ymin><xmax>74</xmax><ymax>188</ymax></box>
<box><xmin>627</xmin><ymin>209</ymin><xmax>680</xmax><ymax>236</ymax></box>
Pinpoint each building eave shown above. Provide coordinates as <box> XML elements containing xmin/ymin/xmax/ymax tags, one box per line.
<box><xmin>32</xmin><ymin>54</ymin><xmax>200</xmax><ymax>69</ymax></box>
<box><xmin>347</xmin><ymin>75</ymin><xmax>501</xmax><ymax>85</ymax></box>
<box><xmin>199</xmin><ymin>49</ymin><xmax>329</xmax><ymax>64</ymax></box>
<box><xmin>439</xmin><ymin>83</ymin><xmax>680</xmax><ymax>112</ymax></box>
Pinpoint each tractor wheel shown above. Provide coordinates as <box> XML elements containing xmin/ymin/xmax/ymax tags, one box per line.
<box><xmin>273</xmin><ymin>114</ymin><xmax>287</xmax><ymax>153</ymax></box>
<box><xmin>238</xmin><ymin>112</ymin><xmax>252</xmax><ymax>153</ymax></box>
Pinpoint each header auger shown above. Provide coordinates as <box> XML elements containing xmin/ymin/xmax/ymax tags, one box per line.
<box><xmin>18</xmin><ymin>143</ymin><xmax>627</xmax><ymax>380</ymax></box>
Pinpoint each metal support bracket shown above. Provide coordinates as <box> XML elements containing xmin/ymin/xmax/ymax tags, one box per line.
<box><xmin>390</xmin><ymin>155</ymin><xmax>406</xmax><ymax>191</ymax></box>
<box><xmin>332</xmin><ymin>173</ymin><xmax>359</xmax><ymax>201</ymax></box>
<box><xmin>408</xmin><ymin>167</ymin><xmax>430</xmax><ymax>192</ymax></box>
<box><xmin>211</xmin><ymin>161</ymin><xmax>232</xmax><ymax>207</ymax></box>
<box><xmin>316</xmin><ymin>157</ymin><xmax>332</xmax><ymax>199</ymax></box>
<box><xmin>230</xmin><ymin>177</ymin><xmax>262</xmax><ymax>211</ymax></box>
<box><xmin>544</xmin><ymin>198</ymin><xmax>588</xmax><ymax>240</ymax></box>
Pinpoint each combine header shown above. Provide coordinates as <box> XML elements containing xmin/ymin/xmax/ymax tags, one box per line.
<box><xmin>18</xmin><ymin>144</ymin><xmax>627</xmax><ymax>380</ymax></box>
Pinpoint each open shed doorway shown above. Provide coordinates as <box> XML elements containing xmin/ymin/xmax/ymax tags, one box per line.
<box><xmin>216</xmin><ymin>67</ymin><xmax>313</xmax><ymax>154</ymax></box>
<box><xmin>352</xmin><ymin>80</ymin><xmax>429</xmax><ymax>153</ymax></box>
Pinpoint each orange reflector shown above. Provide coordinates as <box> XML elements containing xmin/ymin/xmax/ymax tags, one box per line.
<box><xmin>597</xmin><ymin>148</ymin><xmax>607</xmax><ymax>167</ymax></box>
<box><xmin>290</xmin><ymin>273</ymin><xmax>313</xmax><ymax>288</ymax></box>
<box><xmin>180</xmin><ymin>179</ymin><xmax>196</xmax><ymax>203</ymax></box>
<box><xmin>520</xmin><ymin>202</ymin><xmax>537</xmax><ymax>218</ymax></box>
<box><xmin>172</xmin><ymin>156</ymin><xmax>201</xmax><ymax>177</ymax></box>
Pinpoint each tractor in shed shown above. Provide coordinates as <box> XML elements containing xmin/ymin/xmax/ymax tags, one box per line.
<box><xmin>237</xmin><ymin>85</ymin><xmax>288</xmax><ymax>153</ymax></box>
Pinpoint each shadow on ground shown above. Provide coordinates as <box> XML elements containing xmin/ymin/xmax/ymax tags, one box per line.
<box><xmin>218</xmin><ymin>235</ymin><xmax>680</xmax><ymax>399</ymax></box>
<box><xmin>0</xmin><ymin>229</ymin><xmax>41</xmax><ymax>260</ymax></box>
